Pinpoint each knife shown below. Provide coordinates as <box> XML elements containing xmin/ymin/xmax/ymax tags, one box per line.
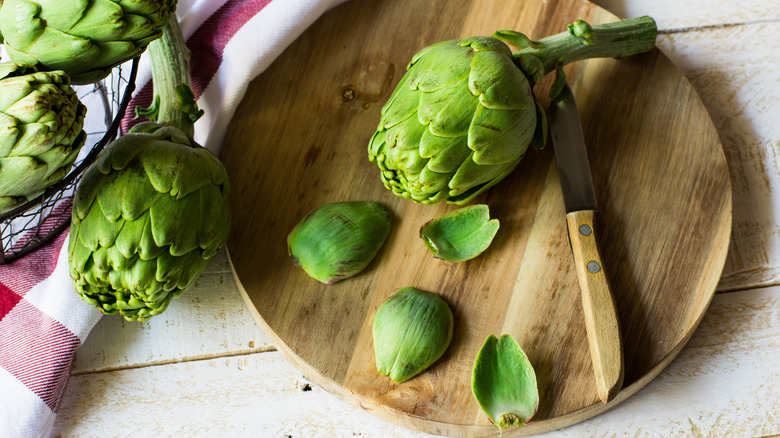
<box><xmin>549</xmin><ymin>79</ymin><xmax>624</xmax><ymax>404</ymax></box>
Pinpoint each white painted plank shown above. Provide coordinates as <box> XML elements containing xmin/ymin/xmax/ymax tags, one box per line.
<box><xmin>652</xmin><ymin>23</ymin><xmax>780</xmax><ymax>291</ymax></box>
<box><xmin>56</xmin><ymin>286</ymin><xmax>780</xmax><ymax>437</ymax></box>
<box><xmin>71</xmin><ymin>249</ymin><xmax>272</xmax><ymax>373</ymax></box>
<box><xmin>591</xmin><ymin>0</ymin><xmax>780</xmax><ymax>30</ymax></box>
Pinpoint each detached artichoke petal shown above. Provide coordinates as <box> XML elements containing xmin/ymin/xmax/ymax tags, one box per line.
<box><xmin>420</xmin><ymin>204</ymin><xmax>499</xmax><ymax>262</ymax></box>
<box><xmin>373</xmin><ymin>287</ymin><xmax>454</xmax><ymax>383</ymax></box>
<box><xmin>287</xmin><ymin>201</ymin><xmax>392</xmax><ymax>284</ymax></box>
<box><xmin>472</xmin><ymin>334</ymin><xmax>539</xmax><ymax>428</ymax></box>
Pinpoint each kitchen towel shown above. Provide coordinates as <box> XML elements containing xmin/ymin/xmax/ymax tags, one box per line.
<box><xmin>0</xmin><ymin>1</ymin><xmax>344</xmax><ymax>436</ymax></box>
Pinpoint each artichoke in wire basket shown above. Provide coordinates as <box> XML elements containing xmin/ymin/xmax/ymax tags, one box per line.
<box><xmin>68</xmin><ymin>122</ymin><xmax>230</xmax><ymax>321</ymax></box>
<box><xmin>368</xmin><ymin>17</ymin><xmax>657</xmax><ymax>204</ymax></box>
<box><xmin>68</xmin><ymin>17</ymin><xmax>230</xmax><ymax>321</ymax></box>
<box><xmin>0</xmin><ymin>62</ymin><xmax>87</xmax><ymax>214</ymax></box>
<box><xmin>0</xmin><ymin>0</ymin><xmax>177</xmax><ymax>85</ymax></box>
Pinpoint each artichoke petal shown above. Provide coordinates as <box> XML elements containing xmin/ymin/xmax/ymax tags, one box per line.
<box><xmin>383</xmin><ymin>112</ymin><xmax>427</xmax><ymax>151</ymax></box>
<box><xmin>373</xmin><ymin>287</ymin><xmax>454</xmax><ymax>383</ymax></box>
<box><xmin>418</xmin><ymin>77</ymin><xmax>475</xmax><ymax>137</ymax></box>
<box><xmin>423</xmin><ymin>133</ymin><xmax>471</xmax><ymax>174</ymax></box>
<box><xmin>469</xmin><ymin>50</ymin><xmax>533</xmax><ymax>110</ymax></box>
<box><xmin>468</xmin><ymin>103</ymin><xmax>535</xmax><ymax>165</ymax></box>
<box><xmin>408</xmin><ymin>40</ymin><xmax>471</xmax><ymax>92</ymax></box>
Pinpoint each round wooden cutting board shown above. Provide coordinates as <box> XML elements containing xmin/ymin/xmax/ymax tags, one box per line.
<box><xmin>220</xmin><ymin>0</ymin><xmax>732</xmax><ymax>436</ymax></box>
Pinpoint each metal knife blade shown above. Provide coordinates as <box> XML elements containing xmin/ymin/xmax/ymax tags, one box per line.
<box><xmin>550</xmin><ymin>83</ymin><xmax>598</xmax><ymax>214</ymax></box>
<box><xmin>549</xmin><ymin>81</ymin><xmax>625</xmax><ymax>404</ymax></box>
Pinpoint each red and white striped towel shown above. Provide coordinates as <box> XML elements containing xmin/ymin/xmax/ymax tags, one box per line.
<box><xmin>0</xmin><ymin>1</ymin><xmax>344</xmax><ymax>436</ymax></box>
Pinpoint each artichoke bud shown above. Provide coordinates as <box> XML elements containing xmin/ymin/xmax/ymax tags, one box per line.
<box><xmin>287</xmin><ymin>201</ymin><xmax>392</xmax><ymax>284</ymax></box>
<box><xmin>0</xmin><ymin>61</ymin><xmax>87</xmax><ymax>214</ymax></box>
<box><xmin>368</xmin><ymin>17</ymin><xmax>657</xmax><ymax>205</ymax></box>
<box><xmin>0</xmin><ymin>0</ymin><xmax>178</xmax><ymax>84</ymax></box>
<box><xmin>472</xmin><ymin>334</ymin><xmax>539</xmax><ymax>428</ymax></box>
<box><xmin>420</xmin><ymin>204</ymin><xmax>499</xmax><ymax>262</ymax></box>
<box><xmin>373</xmin><ymin>287</ymin><xmax>454</xmax><ymax>383</ymax></box>
<box><xmin>68</xmin><ymin>123</ymin><xmax>231</xmax><ymax>321</ymax></box>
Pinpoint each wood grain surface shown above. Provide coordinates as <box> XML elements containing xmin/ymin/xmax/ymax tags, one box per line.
<box><xmin>219</xmin><ymin>0</ymin><xmax>732</xmax><ymax>436</ymax></box>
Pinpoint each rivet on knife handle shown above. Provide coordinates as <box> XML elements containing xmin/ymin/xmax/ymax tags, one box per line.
<box><xmin>566</xmin><ymin>209</ymin><xmax>624</xmax><ymax>403</ymax></box>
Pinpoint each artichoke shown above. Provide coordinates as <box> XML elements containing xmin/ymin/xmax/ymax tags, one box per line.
<box><xmin>0</xmin><ymin>0</ymin><xmax>177</xmax><ymax>85</ymax></box>
<box><xmin>0</xmin><ymin>62</ymin><xmax>87</xmax><ymax>214</ymax></box>
<box><xmin>368</xmin><ymin>17</ymin><xmax>657</xmax><ymax>204</ymax></box>
<box><xmin>68</xmin><ymin>122</ymin><xmax>231</xmax><ymax>321</ymax></box>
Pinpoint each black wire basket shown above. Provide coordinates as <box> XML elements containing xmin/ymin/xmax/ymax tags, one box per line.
<box><xmin>0</xmin><ymin>58</ymin><xmax>140</xmax><ymax>264</ymax></box>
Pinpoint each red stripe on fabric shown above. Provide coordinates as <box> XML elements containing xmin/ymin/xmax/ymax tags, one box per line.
<box><xmin>0</xmin><ymin>282</ymin><xmax>21</xmax><ymax>322</ymax></box>
<box><xmin>0</xmin><ymin>299</ymin><xmax>80</xmax><ymax>411</ymax></box>
<box><xmin>0</xmin><ymin>227</ymin><xmax>67</xmax><ymax>297</ymax></box>
<box><xmin>122</xmin><ymin>0</ymin><xmax>273</xmax><ymax>133</ymax></box>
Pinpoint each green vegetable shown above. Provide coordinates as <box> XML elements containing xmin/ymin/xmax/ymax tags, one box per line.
<box><xmin>0</xmin><ymin>62</ymin><xmax>87</xmax><ymax>213</ymax></box>
<box><xmin>373</xmin><ymin>287</ymin><xmax>453</xmax><ymax>383</ymax></box>
<box><xmin>368</xmin><ymin>17</ymin><xmax>657</xmax><ymax>204</ymax></box>
<box><xmin>0</xmin><ymin>0</ymin><xmax>177</xmax><ymax>85</ymax></box>
<box><xmin>288</xmin><ymin>201</ymin><xmax>392</xmax><ymax>284</ymax></box>
<box><xmin>68</xmin><ymin>17</ymin><xmax>230</xmax><ymax>321</ymax></box>
<box><xmin>472</xmin><ymin>334</ymin><xmax>539</xmax><ymax>428</ymax></box>
<box><xmin>420</xmin><ymin>204</ymin><xmax>499</xmax><ymax>262</ymax></box>
<box><xmin>68</xmin><ymin>122</ymin><xmax>231</xmax><ymax>321</ymax></box>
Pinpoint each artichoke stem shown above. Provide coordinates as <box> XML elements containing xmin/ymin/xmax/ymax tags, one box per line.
<box><xmin>516</xmin><ymin>16</ymin><xmax>658</xmax><ymax>75</ymax></box>
<box><xmin>145</xmin><ymin>16</ymin><xmax>201</xmax><ymax>138</ymax></box>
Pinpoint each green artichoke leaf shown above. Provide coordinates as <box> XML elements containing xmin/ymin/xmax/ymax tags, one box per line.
<box><xmin>149</xmin><ymin>187</ymin><xmax>206</xmax><ymax>257</ymax></box>
<box><xmin>420</xmin><ymin>204</ymin><xmax>499</xmax><ymax>262</ymax></box>
<box><xmin>0</xmin><ymin>156</ymin><xmax>48</xmax><ymax>195</ymax></box>
<box><xmin>373</xmin><ymin>287</ymin><xmax>454</xmax><ymax>383</ymax></box>
<box><xmin>448</xmin><ymin>155</ymin><xmax>522</xmax><ymax>204</ymax></box>
<box><xmin>76</xmin><ymin>196</ymin><xmax>124</xmax><ymax>251</ymax></box>
<box><xmin>408</xmin><ymin>41</ymin><xmax>472</xmax><ymax>92</ymax></box>
<box><xmin>459</xmin><ymin>36</ymin><xmax>513</xmax><ymax>56</ymax></box>
<box><xmin>386</xmin><ymin>143</ymin><xmax>427</xmax><ymax>175</ymax></box>
<box><xmin>40</xmin><ymin>0</ymin><xmax>127</xmax><ymax>41</ymax></box>
<box><xmin>415</xmin><ymin>166</ymin><xmax>451</xmax><ymax>198</ymax></box>
<box><xmin>196</xmin><ymin>183</ymin><xmax>231</xmax><ymax>258</ymax></box>
<box><xmin>419</xmin><ymin>130</ymin><xmax>471</xmax><ymax>173</ymax></box>
<box><xmin>470</xmin><ymin>51</ymin><xmax>534</xmax><ymax>111</ymax></box>
<box><xmin>114</xmin><ymin>210</ymin><xmax>167</xmax><ymax>261</ymax></box>
<box><xmin>419</xmin><ymin>76</ymin><xmax>475</xmax><ymax>137</ymax></box>
<box><xmin>0</xmin><ymin>113</ymin><xmax>18</xmax><ymax>156</ymax></box>
<box><xmin>384</xmin><ymin>113</ymin><xmax>427</xmax><ymax>151</ymax></box>
<box><xmin>468</xmin><ymin>103</ymin><xmax>535</xmax><ymax>165</ymax></box>
<box><xmin>472</xmin><ymin>334</ymin><xmax>539</xmax><ymax>428</ymax></box>
<box><xmin>378</xmin><ymin>69</ymin><xmax>417</xmax><ymax>130</ymax></box>
<box><xmin>426</xmin><ymin>136</ymin><xmax>472</xmax><ymax>174</ymax></box>
<box><xmin>96</xmin><ymin>161</ymin><xmax>162</xmax><ymax>222</ymax></box>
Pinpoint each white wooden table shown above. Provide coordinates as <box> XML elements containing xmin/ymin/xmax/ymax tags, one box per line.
<box><xmin>53</xmin><ymin>1</ymin><xmax>780</xmax><ymax>436</ymax></box>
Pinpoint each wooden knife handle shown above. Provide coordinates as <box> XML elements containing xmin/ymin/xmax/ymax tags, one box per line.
<box><xmin>566</xmin><ymin>209</ymin><xmax>624</xmax><ymax>403</ymax></box>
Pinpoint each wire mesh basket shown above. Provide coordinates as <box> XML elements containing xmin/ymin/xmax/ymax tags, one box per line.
<box><xmin>0</xmin><ymin>57</ymin><xmax>140</xmax><ymax>264</ymax></box>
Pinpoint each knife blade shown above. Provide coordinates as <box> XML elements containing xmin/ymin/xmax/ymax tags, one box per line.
<box><xmin>549</xmin><ymin>81</ymin><xmax>624</xmax><ymax>404</ymax></box>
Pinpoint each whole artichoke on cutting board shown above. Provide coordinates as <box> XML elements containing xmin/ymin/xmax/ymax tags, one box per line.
<box><xmin>0</xmin><ymin>0</ymin><xmax>177</xmax><ymax>84</ymax></box>
<box><xmin>368</xmin><ymin>17</ymin><xmax>657</xmax><ymax>204</ymax></box>
<box><xmin>0</xmin><ymin>62</ymin><xmax>87</xmax><ymax>213</ymax></box>
<box><xmin>68</xmin><ymin>17</ymin><xmax>230</xmax><ymax>321</ymax></box>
